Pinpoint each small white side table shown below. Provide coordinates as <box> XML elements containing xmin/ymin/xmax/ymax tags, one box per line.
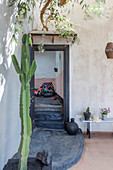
<box><xmin>81</xmin><ymin>118</ymin><xmax>113</xmax><ymax>138</ymax></box>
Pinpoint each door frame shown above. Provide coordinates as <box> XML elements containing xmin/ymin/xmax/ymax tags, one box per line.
<box><xmin>29</xmin><ymin>44</ymin><xmax>69</xmax><ymax>124</ymax></box>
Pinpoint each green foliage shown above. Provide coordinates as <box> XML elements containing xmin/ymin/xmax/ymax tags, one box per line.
<box><xmin>9</xmin><ymin>0</ymin><xmax>84</xmax><ymax>44</ymax></box>
<box><xmin>9</xmin><ymin>0</ymin><xmax>109</xmax><ymax>44</ymax></box>
<box><xmin>84</xmin><ymin>0</ymin><xmax>108</xmax><ymax>18</ymax></box>
<box><xmin>11</xmin><ymin>34</ymin><xmax>37</xmax><ymax>170</ymax></box>
<box><xmin>40</xmin><ymin>0</ymin><xmax>82</xmax><ymax>43</ymax></box>
<box><xmin>9</xmin><ymin>0</ymin><xmax>36</xmax><ymax>43</ymax></box>
<box><xmin>86</xmin><ymin>107</ymin><xmax>90</xmax><ymax>114</ymax></box>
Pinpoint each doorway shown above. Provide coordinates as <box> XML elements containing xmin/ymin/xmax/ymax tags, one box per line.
<box><xmin>30</xmin><ymin>45</ymin><xmax>69</xmax><ymax>129</ymax></box>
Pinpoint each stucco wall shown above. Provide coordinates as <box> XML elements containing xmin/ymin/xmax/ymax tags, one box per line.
<box><xmin>0</xmin><ymin>2</ymin><xmax>32</xmax><ymax>169</ymax></box>
<box><xmin>55</xmin><ymin>70</ymin><xmax>64</xmax><ymax>98</ymax></box>
<box><xmin>0</xmin><ymin>3</ymin><xmax>20</xmax><ymax>169</ymax></box>
<box><xmin>34</xmin><ymin>51</ymin><xmax>56</xmax><ymax>89</ymax></box>
<box><xmin>55</xmin><ymin>52</ymin><xmax>64</xmax><ymax>98</ymax></box>
<box><xmin>35</xmin><ymin>51</ymin><xmax>56</xmax><ymax>78</ymax></box>
<box><xmin>33</xmin><ymin>0</ymin><xmax>113</xmax><ymax>132</ymax></box>
<box><xmin>69</xmin><ymin>1</ymin><xmax>113</xmax><ymax>131</ymax></box>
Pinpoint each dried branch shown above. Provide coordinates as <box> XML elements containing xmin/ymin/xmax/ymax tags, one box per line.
<box><xmin>40</xmin><ymin>0</ymin><xmax>53</xmax><ymax>31</ymax></box>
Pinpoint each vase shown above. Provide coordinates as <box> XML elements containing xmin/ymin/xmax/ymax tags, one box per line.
<box><xmin>83</xmin><ymin>112</ymin><xmax>91</xmax><ymax>120</ymax></box>
<box><xmin>102</xmin><ymin>114</ymin><xmax>107</xmax><ymax>120</ymax></box>
<box><xmin>65</xmin><ymin>118</ymin><xmax>79</xmax><ymax>135</ymax></box>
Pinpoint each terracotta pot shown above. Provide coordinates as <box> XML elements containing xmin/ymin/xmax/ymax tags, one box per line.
<box><xmin>105</xmin><ymin>42</ymin><xmax>113</xmax><ymax>59</ymax></box>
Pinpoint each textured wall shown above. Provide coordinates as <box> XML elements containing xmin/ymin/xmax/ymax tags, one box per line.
<box><xmin>33</xmin><ymin>0</ymin><xmax>113</xmax><ymax>131</ymax></box>
<box><xmin>0</xmin><ymin>2</ymin><xmax>32</xmax><ymax>169</ymax></box>
<box><xmin>35</xmin><ymin>51</ymin><xmax>56</xmax><ymax>78</ymax></box>
<box><xmin>55</xmin><ymin>71</ymin><xmax>64</xmax><ymax>98</ymax></box>
<box><xmin>55</xmin><ymin>52</ymin><xmax>64</xmax><ymax>98</ymax></box>
<box><xmin>0</xmin><ymin>3</ymin><xmax>20</xmax><ymax>169</ymax></box>
<box><xmin>69</xmin><ymin>1</ymin><xmax>113</xmax><ymax>131</ymax></box>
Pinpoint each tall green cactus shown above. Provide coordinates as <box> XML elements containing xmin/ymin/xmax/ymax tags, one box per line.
<box><xmin>12</xmin><ymin>34</ymin><xmax>37</xmax><ymax>170</ymax></box>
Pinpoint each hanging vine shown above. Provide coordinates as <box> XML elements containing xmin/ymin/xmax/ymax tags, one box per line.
<box><xmin>9</xmin><ymin>0</ymin><xmax>108</xmax><ymax>43</ymax></box>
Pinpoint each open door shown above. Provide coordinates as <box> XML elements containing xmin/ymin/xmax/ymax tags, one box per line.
<box><xmin>30</xmin><ymin>45</ymin><xmax>69</xmax><ymax>128</ymax></box>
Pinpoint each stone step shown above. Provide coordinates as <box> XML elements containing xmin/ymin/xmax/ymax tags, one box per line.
<box><xmin>35</xmin><ymin>106</ymin><xmax>63</xmax><ymax>112</ymax></box>
<box><xmin>34</xmin><ymin>111</ymin><xmax>63</xmax><ymax>121</ymax></box>
<box><xmin>33</xmin><ymin>120</ymin><xmax>64</xmax><ymax>129</ymax></box>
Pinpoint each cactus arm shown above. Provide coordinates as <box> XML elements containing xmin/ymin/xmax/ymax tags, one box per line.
<box><xmin>30</xmin><ymin>60</ymin><xmax>37</xmax><ymax>77</ymax></box>
<box><xmin>11</xmin><ymin>55</ymin><xmax>21</xmax><ymax>74</ymax></box>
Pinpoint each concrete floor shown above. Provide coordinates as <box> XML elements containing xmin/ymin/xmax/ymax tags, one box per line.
<box><xmin>69</xmin><ymin>133</ymin><xmax>113</xmax><ymax>170</ymax></box>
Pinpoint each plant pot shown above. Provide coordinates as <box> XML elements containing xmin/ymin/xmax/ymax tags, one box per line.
<box><xmin>65</xmin><ymin>118</ymin><xmax>79</xmax><ymax>135</ymax></box>
<box><xmin>105</xmin><ymin>42</ymin><xmax>113</xmax><ymax>59</ymax></box>
<box><xmin>83</xmin><ymin>112</ymin><xmax>91</xmax><ymax>120</ymax></box>
<box><xmin>102</xmin><ymin>114</ymin><xmax>107</xmax><ymax>120</ymax></box>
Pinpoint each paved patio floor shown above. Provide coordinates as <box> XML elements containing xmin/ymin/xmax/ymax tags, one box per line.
<box><xmin>69</xmin><ymin>132</ymin><xmax>113</xmax><ymax>170</ymax></box>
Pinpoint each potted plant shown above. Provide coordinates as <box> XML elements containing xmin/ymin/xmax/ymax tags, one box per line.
<box><xmin>83</xmin><ymin>107</ymin><xmax>91</xmax><ymax>120</ymax></box>
<box><xmin>100</xmin><ymin>107</ymin><xmax>110</xmax><ymax>120</ymax></box>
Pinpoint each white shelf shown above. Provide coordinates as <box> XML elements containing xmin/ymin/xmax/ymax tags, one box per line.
<box><xmin>81</xmin><ymin>118</ymin><xmax>113</xmax><ymax>123</ymax></box>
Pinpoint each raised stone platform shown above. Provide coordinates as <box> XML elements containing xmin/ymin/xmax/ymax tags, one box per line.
<box><xmin>12</xmin><ymin>128</ymin><xmax>84</xmax><ymax>170</ymax></box>
<box><xmin>31</xmin><ymin>128</ymin><xmax>84</xmax><ymax>169</ymax></box>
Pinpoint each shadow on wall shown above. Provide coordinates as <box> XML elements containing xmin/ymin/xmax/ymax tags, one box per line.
<box><xmin>0</xmin><ymin>1</ymin><xmax>21</xmax><ymax>169</ymax></box>
<box><xmin>0</xmin><ymin>0</ymin><xmax>16</xmax><ymax>100</ymax></box>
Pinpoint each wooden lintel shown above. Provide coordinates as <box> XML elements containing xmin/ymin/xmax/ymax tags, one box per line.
<box><xmin>30</xmin><ymin>31</ymin><xmax>61</xmax><ymax>44</ymax></box>
<box><xmin>30</xmin><ymin>33</ymin><xmax>60</xmax><ymax>37</ymax></box>
<box><xmin>52</xmin><ymin>35</ymin><xmax>54</xmax><ymax>43</ymax></box>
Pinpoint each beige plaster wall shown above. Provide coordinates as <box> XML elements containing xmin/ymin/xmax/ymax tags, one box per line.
<box><xmin>35</xmin><ymin>51</ymin><xmax>56</xmax><ymax>78</ymax></box>
<box><xmin>33</xmin><ymin>0</ymin><xmax>113</xmax><ymax>131</ymax></box>
<box><xmin>55</xmin><ymin>51</ymin><xmax>64</xmax><ymax>98</ymax></box>
<box><xmin>55</xmin><ymin>70</ymin><xmax>64</xmax><ymax>98</ymax></box>
<box><xmin>69</xmin><ymin>1</ymin><xmax>113</xmax><ymax>131</ymax></box>
<box><xmin>0</xmin><ymin>3</ymin><xmax>20</xmax><ymax>169</ymax></box>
